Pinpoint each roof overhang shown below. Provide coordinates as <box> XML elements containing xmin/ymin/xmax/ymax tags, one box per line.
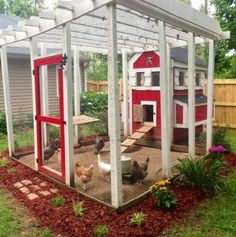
<box><xmin>0</xmin><ymin>0</ymin><xmax>230</xmax><ymax>53</ymax></box>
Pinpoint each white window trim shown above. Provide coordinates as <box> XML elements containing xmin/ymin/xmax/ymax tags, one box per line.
<box><xmin>141</xmin><ymin>100</ymin><xmax>157</xmax><ymax>127</ymax></box>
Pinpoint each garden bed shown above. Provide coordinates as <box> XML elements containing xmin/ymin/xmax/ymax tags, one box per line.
<box><xmin>0</xmin><ymin>152</ymin><xmax>235</xmax><ymax>237</ymax></box>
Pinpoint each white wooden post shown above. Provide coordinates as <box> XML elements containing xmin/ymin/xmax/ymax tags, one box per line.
<box><xmin>40</xmin><ymin>43</ymin><xmax>49</xmax><ymax>147</ymax></box>
<box><xmin>0</xmin><ymin>46</ymin><xmax>15</xmax><ymax>156</ymax></box>
<box><xmin>206</xmin><ymin>39</ymin><xmax>214</xmax><ymax>151</ymax></box>
<box><xmin>63</xmin><ymin>23</ymin><xmax>74</xmax><ymax>186</ymax></box>
<box><xmin>107</xmin><ymin>2</ymin><xmax>123</xmax><ymax>208</ymax></box>
<box><xmin>159</xmin><ymin>21</ymin><xmax>171</xmax><ymax>178</ymax></box>
<box><xmin>84</xmin><ymin>67</ymin><xmax>88</xmax><ymax>92</ymax></box>
<box><xmin>73</xmin><ymin>45</ymin><xmax>81</xmax><ymax>143</ymax></box>
<box><xmin>29</xmin><ymin>38</ymin><xmax>38</xmax><ymax>170</ymax></box>
<box><xmin>188</xmin><ymin>32</ymin><xmax>196</xmax><ymax>158</ymax></box>
<box><xmin>122</xmin><ymin>49</ymin><xmax>129</xmax><ymax>137</ymax></box>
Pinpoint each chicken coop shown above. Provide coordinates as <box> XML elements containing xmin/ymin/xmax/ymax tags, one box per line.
<box><xmin>127</xmin><ymin>48</ymin><xmax>209</xmax><ymax>144</ymax></box>
<box><xmin>0</xmin><ymin>0</ymin><xmax>229</xmax><ymax>208</ymax></box>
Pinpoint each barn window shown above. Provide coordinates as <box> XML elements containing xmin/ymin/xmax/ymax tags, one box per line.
<box><xmin>136</xmin><ymin>72</ymin><xmax>145</xmax><ymax>86</ymax></box>
<box><xmin>178</xmin><ymin>71</ymin><xmax>185</xmax><ymax>86</ymax></box>
<box><xmin>151</xmin><ymin>71</ymin><xmax>160</xmax><ymax>86</ymax></box>
<box><xmin>196</xmin><ymin>73</ymin><xmax>200</xmax><ymax>86</ymax></box>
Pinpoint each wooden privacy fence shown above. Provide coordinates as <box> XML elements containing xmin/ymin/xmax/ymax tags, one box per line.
<box><xmin>87</xmin><ymin>79</ymin><xmax>123</xmax><ymax>100</ymax></box>
<box><xmin>206</xmin><ymin>79</ymin><xmax>236</xmax><ymax>129</ymax></box>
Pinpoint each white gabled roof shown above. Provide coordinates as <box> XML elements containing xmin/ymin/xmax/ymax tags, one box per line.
<box><xmin>0</xmin><ymin>0</ymin><xmax>229</xmax><ymax>53</ymax></box>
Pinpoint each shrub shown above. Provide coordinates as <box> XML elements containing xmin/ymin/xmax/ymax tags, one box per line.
<box><xmin>7</xmin><ymin>168</ymin><xmax>16</xmax><ymax>175</ymax></box>
<box><xmin>51</xmin><ymin>196</ymin><xmax>65</xmax><ymax>207</ymax></box>
<box><xmin>174</xmin><ymin>156</ymin><xmax>225</xmax><ymax>194</ymax></box>
<box><xmin>49</xmin><ymin>126</ymin><xmax>60</xmax><ymax>141</ymax></box>
<box><xmin>73</xmin><ymin>200</ymin><xmax>85</xmax><ymax>216</ymax></box>
<box><xmin>130</xmin><ymin>212</ymin><xmax>145</xmax><ymax>227</ymax></box>
<box><xmin>150</xmin><ymin>180</ymin><xmax>177</xmax><ymax>209</ymax></box>
<box><xmin>93</xmin><ymin>225</ymin><xmax>109</xmax><ymax>236</ymax></box>
<box><xmin>0</xmin><ymin>111</ymin><xmax>7</xmax><ymax>135</ymax></box>
<box><xmin>41</xmin><ymin>228</ymin><xmax>53</xmax><ymax>237</ymax></box>
<box><xmin>212</xmin><ymin>125</ymin><xmax>231</xmax><ymax>151</ymax></box>
<box><xmin>0</xmin><ymin>157</ymin><xmax>9</xmax><ymax>167</ymax></box>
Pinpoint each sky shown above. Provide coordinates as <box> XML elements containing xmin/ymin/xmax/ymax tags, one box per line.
<box><xmin>44</xmin><ymin>0</ymin><xmax>207</xmax><ymax>11</ymax></box>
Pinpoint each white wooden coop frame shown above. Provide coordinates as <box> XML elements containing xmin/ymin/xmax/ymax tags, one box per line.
<box><xmin>0</xmin><ymin>0</ymin><xmax>229</xmax><ymax>208</ymax></box>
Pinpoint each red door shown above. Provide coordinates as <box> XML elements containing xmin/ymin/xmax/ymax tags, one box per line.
<box><xmin>34</xmin><ymin>54</ymin><xmax>65</xmax><ymax>182</ymax></box>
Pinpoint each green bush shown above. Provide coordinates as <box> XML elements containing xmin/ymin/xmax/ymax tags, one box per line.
<box><xmin>93</xmin><ymin>225</ymin><xmax>109</xmax><ymax>236</ymax></box>
<box><xmin>174</xmin><ymin>156</ymin><xmax>225</xmax><ymax>194</ymax></box>
<box><xmin>80</xmin><ymin>92</ymin><xmax>108</xmax><ymax>115</ymax></box>
<box><xmin>51</xmin><ymin>196</ymin><xmax>65</xmax><ymax>207</ymax></box>
<box><xmin>0</xmin><ymin>157</ymin><xmax>9</xmax><ymax>167</ymax></box>
<box><xmin>0</xmin><ymin>111</ymin><xmax>7</xmax><ymax>135</ymax></box>
<box><xmin>212</xmin><ymin>125</ymin><xmax>231</xmax><ymax>151</ymax></box>
<box><xmin>73</xmin><ymin>200</ymin><xmax>85</xmax><ymax>217</ymax></box>
<box><xmin>150</xmin><ymin>180</ymin><xmax>177</xmax><ymax>209</ymax></box>
<box><xmin>49</xmin><ymin>126</ymin><xmax>60</xmax><ymax>141</ymax></box>
<box><xmin>130</xmin><ymin>212</ymin><xmax>145</xmax><ymax>227</ymax></box>
<box><xmin>7</xmin><ymin>168</ymin><xmax>16</xmax><ymax>175</ymax></box>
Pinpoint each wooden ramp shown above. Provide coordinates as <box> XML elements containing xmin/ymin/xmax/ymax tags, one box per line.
<box><xmin>121</xmin><ymin>125</ymin><xmax>153</xmax><ymax>153</ymax></box>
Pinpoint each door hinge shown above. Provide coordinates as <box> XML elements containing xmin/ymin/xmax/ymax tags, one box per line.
<box><xmin>33</xmin><ymin>69</ymin><xmax>35</xmax><ymax>75</ymax></box>
<box><xmin>36</xmin><ymin>158</ymin><xmax>38</xmax><ymax>163</ymax></box>
<box><xmin>59</xmin><ymin>53</ymin><xmax>68</xmax><ymax>69</ymax></box>
<box><xmin>63</xmin><ymin>121</ymin><xmax>66</xmax><ymax>125</ymax></box>
<box><xmin>35</xmin><ymin>115</ymin><xmax>37</xmax><ymax>121</ymax></box>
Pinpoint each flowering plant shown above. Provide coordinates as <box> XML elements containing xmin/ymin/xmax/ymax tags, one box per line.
<box><xmin>150</xmin><ymin>180</ymin><xmax>177</xmax><ymax>209</ymax></box>
<box><xmin>208</xmin><ymin>145</ymin><xmax>225</xmax><ymax>153</ymax></box>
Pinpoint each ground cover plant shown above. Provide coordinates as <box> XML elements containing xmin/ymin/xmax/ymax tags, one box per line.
<box><xmin>130</xmin><ymin>212</ymin><xmax>146</xmax><ymax>227</ymax></box>
<box><xmin>93</xmin><ymin>225</ymin><xmax>110</xmax><ymax>237</ymax></box>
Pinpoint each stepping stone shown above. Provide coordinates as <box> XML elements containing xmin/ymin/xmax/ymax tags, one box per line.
<box><xmin>50</xmin><ymin>188</ymin><xmax>58</xmax><ymax>194</ymax></box>
<box><xmin>14</xmin><ymin>182</ymin><xmax>23</xmax><ymax>189</ymax></box>
<box><xmin>33</xmin><ymin>177</ymin><xmax>41</xmax><ymax>182</ymax></box>
<box><xmin>27</xmin><ymin>193</ymin><xmax>39</xmax><ymax>200</ymax></box>
<box><xmin>39</xmin><ymin>182</ymin><xmax>48</xmax><ymax>187</ymax></box>
<box><xmin>30</xmin><ymin>185</ymin><xmax>41</xmax><ymax>190</ymax></box>
<box><xmin>21</xmin><ymin>180</ymin><xmax>32</xmax><ymax>186</ymax></box>
<box><xmin>19</xmin><ymin>187</ymin><xmax>30</xmax><ymax>194</ymax></box>
<box><xmin>39</xmin><ymin>191</ymin><xmax>51</xmax><ymax>196</ymax></box>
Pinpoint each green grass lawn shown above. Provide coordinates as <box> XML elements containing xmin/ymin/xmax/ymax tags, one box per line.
<box><xmin>0</xmin><ymin>188</ymin><xmax>52</xmax><ymax>237</ymax></box>
<box><xmin>226</xmin><ymin>130</ymin><xmax>236</xmax><ymax>154</ymax></box>
<box><xmin>161</xmin><ymin>168</ymin><xmax>236</xmax><ymax>237</ymax></box>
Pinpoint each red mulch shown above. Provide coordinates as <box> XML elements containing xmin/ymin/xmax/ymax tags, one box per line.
<box><xmin>0</xmin><ymin>152</ymin><xmax>236</xmax><ymax>237</ymax></box>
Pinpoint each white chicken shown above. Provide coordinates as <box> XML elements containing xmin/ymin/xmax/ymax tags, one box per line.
<box><xmin>97</xmin><ymin>153</ymin><xmax>111</xmax><ymax>181</ymax></box>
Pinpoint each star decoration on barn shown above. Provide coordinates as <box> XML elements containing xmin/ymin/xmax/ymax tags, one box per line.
<box><xmin>146</xmin><ymin>56</ymin><xmax>153</xmax><ymax>65</ymax></box>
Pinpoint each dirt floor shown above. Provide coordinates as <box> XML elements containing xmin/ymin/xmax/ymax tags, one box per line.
<box><xmin>19</xmin><ymin>142</ymin><xmax>188</xmax><ymax>204</ymax></box>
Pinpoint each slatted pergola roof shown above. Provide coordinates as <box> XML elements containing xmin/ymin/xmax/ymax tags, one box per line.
<box><xmin>0</xmin><ymin>0</ymin><xmax>229</xmax><ymax>53</ymax></box>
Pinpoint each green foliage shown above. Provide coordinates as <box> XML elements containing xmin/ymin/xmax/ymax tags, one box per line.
<box><xmin>14</xmin><ymin>130</ymin><xmax>34</xmax><ymax>149</ymax></box>
<box><xmin>0</xmin><ymin>133</ymin><xmax>7</xmax><ymax>152</ymax></box>
<box><xmin>80</xmin><ymin>92</ymin><xmax>108</xmax><ymax>115</ymax></box>
<box><xmin>174</xmin><ymin>156</ymin><xmax>225</xmax><ymax>194</ymax></box>
<box><xmin>41</xmin><ymin>228</ymin><xmax>53</xmax><ymax>237</ymax></box>
<box><xmin>51</xmin><ymin>196</ymin><xmax>65</xmax><ymax>207</ymax></box>
<box><xmin>150</xmin><ymin>180</ymin><xmax>177</xmax><ymax>209</ymax></box>
<box><xmin>88</xmin><ymin>61</ymin><xmax>108</xmax><ymax>81</ymax></box>
<box><xmin>26</xmin><ymin>112</ymin><xmax>34</xmax><ymax>129</ymax></box>
<box><xmin>212</xmin><ymin>125</ymin><xmax>231</xmax><ymax>151</ymax></box>
<box><xmin>93</xmin><ymin>225</ymin><xmax>110</xmax><ymax>236</ymax></box>
<box><xmin>0</xmin><ymin>111</ymin><xmax>7</xmax><ymax>135</ymax></box>
<box><xmin>7</xmin><ymin>167</ymin><xmax>16</xmax><ymax>175</ymax></box>
<box><xmin>0</xmin><ymin>157</ymin><xmax>9</xmax><ymax>167</ymax></box>
<box><xmin>49</xmin><ymin>126</ymin><xmax>60</xmax><ymax>141</ymax></box>
<box><xmin>0</xmin><ymin>0</ymin><xmax>44</xmax><ymax>18</ymax></box>
<box><xmin>130</xmin><ymin>212</ymin><xmax>146</xmax><ymax>227</ymax></box>
<box><xmin>212</xmin><ymin>0</ymin><xmax>236</xmax><ymax>78</ymax></box>
<box><xmin>73</xmin><ymin>200</ymin><xmax>85</xmax><ymax>217</ymax></box>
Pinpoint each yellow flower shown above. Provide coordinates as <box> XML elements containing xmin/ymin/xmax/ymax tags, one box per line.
<box><xmin>159</xmin><ymin>187</ymin><xmax>167</xmax><ymax>190</ymax></box>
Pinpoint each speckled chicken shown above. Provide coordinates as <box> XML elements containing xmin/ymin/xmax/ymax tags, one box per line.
<box><xmin>95</xmin><ymin>135</ymin><xmax>105</xmax><ymax>154</ymax></box>
<box><xmin>44</xmin><ymin>140</ymin><xmax>56</xmax><ymax>163</ymax></box>
<box><xmin>122</xmin><ymin>158</ymin><xmax>149</xmax><ymax>184</ymax></box>
<box><xmin>75</xmin><ymin>162</ymin><xmax>94</xmax><ymax>191</ymax></box>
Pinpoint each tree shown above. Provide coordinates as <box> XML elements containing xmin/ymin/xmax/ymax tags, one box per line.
<box><xmin>211</xmin><ymin>0</ymin><xmax>236</xmax><ymax>78</ymax></box>
<box><xmin>0</xmin><ymin>0</ymin><xmax>44</xmax><ymax>18</ymax></box>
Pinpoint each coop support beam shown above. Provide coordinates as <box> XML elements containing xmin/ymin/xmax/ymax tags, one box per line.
<box><xmin>0</xmin><ymin>46</ymin><xmax>15</xmax><ymax>156</ymax></box>
<box><xmin>188</xmin><ymin>32</ymin><xmax>196</xmax><ymax>158</ymax></box>
<box><xmin>206</xmin><ymin>40</ymin><xmax>214</xmax><ymax>151</ymax></box>
<box><xmin>107</xmin><ymin>2</ymin><xmax>123</xmax><ymax>208</ymax></box>
<box><xmin>63</xmin><ymin>23</ymin><xmax>74</xmax><ymax>186</ymax></box>
<box><xmin>29</xmin><ymin>38</ymin><xmax>38</xmax><ymax>169</ymax></box>
<box><xmin>122</xmin><ymin>49</ymin><xmax>129</xmax><ymax>137</ymax></box>
<box><xmin>73</xmin><ymin>45</ymin><xmax>81</xmax><ymax>143</ymax></box>
<box><xmin>40</xmin><ymin>43</ymin><xmax>49</xmax><ymax>147</ymax></box>
<box><xmin>159</xmin><ymin>21</ymin><xmax>171</xmax><ymax>178</ymax></box>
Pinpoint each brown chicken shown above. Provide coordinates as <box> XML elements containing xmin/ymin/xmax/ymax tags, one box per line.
<box><xmin>75</xmin><ymin>162</ymin><xmax>93</xmax><ymax>191</ymax></box>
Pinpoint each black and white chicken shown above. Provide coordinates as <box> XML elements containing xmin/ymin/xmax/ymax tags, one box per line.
<box><xmin>95</xmin><ymin>135</ymin><xmax>104</xmax><ymax>154</ymax></box>
<box><xmin>44</xmin><ymin>140</ymin><xmax>56</xmax><ymax>163</ymax></box>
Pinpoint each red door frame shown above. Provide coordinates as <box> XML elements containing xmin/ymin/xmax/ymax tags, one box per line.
<box><xmin>34</xmin><ymin>54</ymin><xmax>65</xmax><ymax>182</ymax></box>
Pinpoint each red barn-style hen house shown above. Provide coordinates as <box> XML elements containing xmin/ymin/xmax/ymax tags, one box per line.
<box><xmin>128</xmin><ymin>48</ymin><xmax>209</xmax><ymax>144</ymax></box>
